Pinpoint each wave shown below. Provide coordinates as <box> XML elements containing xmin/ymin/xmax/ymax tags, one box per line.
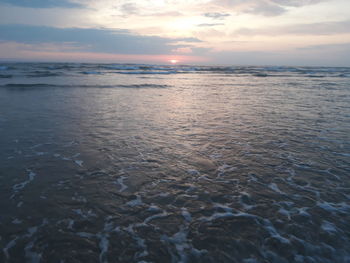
<box><xmin>1</xmin><ymin>63</ymin><xmax>350</xmax><ymax>78</ymax></box>
<box><xmin>102</xmin><ymin>65</ymin><xmax>141</xmax><ymax>70</ymax></box>
<box><xmin>102</xmin><ymin>64</ymin><xmax>184</xmax><ymax>71</ymax></box>
<box><xmin>336</xmin><ymin>73</ymin><xmax>350</xmax><ymax>78</ymax></box>
<box><xmin>113</xmin><ymin>70</ymin><xmax>178</xmax><ymax>75</ymax></box>
<box><xmin>2</xmin><ymin>84</ymin><xmax>58</xmax><ymax>88</ymax></box>
<box><xmin>26</xmin><ymin>71</ymin><xmax>64</xmax><ymax>77</ymax></box>
<box><xmin>81</xmin><ymin>71</ymin><xmax>103</xmax><ymax>75</ymax></box>
<box><xmin>1</xmin><ymin>83</ymin><xmax>170</xmax><ymax>89</ymax></box>
<box><xmin>306</xmin><ymin>74</ymin><xmax>326</xmax><ymax>78</ymax></box>
<box><xmin>253</xmin><ymin>73</ymin><xmax>269</xmax><ymax>77</ymax></box>
<box><xmin>119</xmin><ymin>84</ymin><xmax>170</xmax><ymax>88</ymax></box>
<box><xmin>0</xmin><ymin>74</ymin><xmax>12</xmax><ymax>78</ymax></box>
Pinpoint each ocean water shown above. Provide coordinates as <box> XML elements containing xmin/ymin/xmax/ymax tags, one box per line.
<box><xmin>0</xmin><ymin>63</ymin><xmax>349</xmax><ymax>263</ymax></box>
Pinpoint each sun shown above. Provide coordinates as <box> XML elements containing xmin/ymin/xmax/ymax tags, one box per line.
<box><xmin>170</xmin><ymin>59</ymin><xmax>178</xmax><ymax>64</ymax></box>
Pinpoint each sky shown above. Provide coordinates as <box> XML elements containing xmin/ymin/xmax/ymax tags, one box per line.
<box><xmin>0</xmin><ymin>0</ymin><xmax>350</xmax><ymax>66</ymax></box>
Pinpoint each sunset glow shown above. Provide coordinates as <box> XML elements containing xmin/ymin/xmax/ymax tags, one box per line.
<box><xmin>0</xmin><ymin>0</ymin><xmax>349</xmax><ymax>65</ymax></box>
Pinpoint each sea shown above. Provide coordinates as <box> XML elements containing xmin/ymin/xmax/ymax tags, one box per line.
<box><xmin>0</xmin><ymin>63</ymin><xmax>349</xmax><ymax>263</ymax></box>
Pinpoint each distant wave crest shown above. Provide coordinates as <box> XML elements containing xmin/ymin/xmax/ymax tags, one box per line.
<box><xmin>1</xmin><ymin>83</ymin><xmax>170</xmax><ymax>89</ymax></box>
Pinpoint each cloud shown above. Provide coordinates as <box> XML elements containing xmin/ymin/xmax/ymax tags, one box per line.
<box><xmin>203</xmin><ymin>12</ymin><xmax>231</xmax><ymax>20</ymax></box>
<box><xmin>235</xmin><ymin>20</ymin><xmax>350</xmax><ymax>36</ymax></box>
<box><xmin>209</xmin><ymin>44</ymin><xmax>350</xmax><ymax>66</ymax></box>
<box><xmin>171</xmin><ymin>47</ymin><xmax>193</xmax><ymax>54</ymax></box>
<box><xmin>119</xmin><ymin>3</ymin><xmax>139</xmax><ymax>15</ymax></box>
<box><xmin>0</xmin><ymin>0</ymin><xmax>82</xmax><ymax>8</ymax></box>
<box><xmin>210</xmin><ymin>0</ymin><xmax>330</xmax><ymax>16</ymax></box>
<box><xmin>298</xmin><ymin>42</ymin><xmax>350</xmax><ymax>50</ymax></box>
<box><xmin>116</xmin><ymin>2</ymin><xmax>183</xmax><ymax>17</ymax></box>
<box><xmin>198</xmin><ymin>23</ymin><xmax>225</xmax><ymax>27</ymax></box>
<box><xmin>246</xmin><ymin>2</ymin><xmax>285</xmax><ymax>16</ymax></box>
<box><xmin>0</xmin><ymin>41</ymin><xmax>208</xmax><ymax>63</ymax></box>
<box><xmin>0</xmin><ymin>24</ymin><xmax>202</xmax><ymax>55</ymax></box>
<box><xmin>115</xmin><ymin>1</ymin><xmax>184</xmax><ymax>17</ymax></box>
<box><xmin>269</xmin><ymin>0</ymin><xmax>326</xmax><ymax>7</ymax></box>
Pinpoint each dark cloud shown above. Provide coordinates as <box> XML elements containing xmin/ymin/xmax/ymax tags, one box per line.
<box><xmin>203</xmin><ymin>12</ymin><xmax>231</xmax><ymax>20</ymax></box>
<box><xmin>0</xmin><ymin>24</ymin><xmax>202</xmax><ymax>55</ymax></box>
<box><xmin>0</xmin><ymin>0</ymin><xmax>82</xmax><ymax>8</ymax></box>
<box><xmin>246</xmin><ymin>2</ymin><xmax>285</xmax><ymax>16</ymax></box>
<box><xmin>120</xmin><ymin>3</ymin><xmax>139</xmax><ymax>15</ymax></box>
<box><xmin>235</xmin><ymin>20</ymin><xmax>350</xmax><ymax>36</ymax></box>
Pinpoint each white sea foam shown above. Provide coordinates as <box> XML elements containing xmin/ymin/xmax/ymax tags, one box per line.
<box><xmin>295</xmin><ymin>207</ymin><xmax>310</xmax><ymax>217</ymax></box>
<box><xmin>74</xmin><ymin>160</ymin><xmax>83</xmax><ymax>167</ymax></box>
<box><xmin>262</xmin><ymin>219</ymin><xmax>290</xmax><ymax>244</ymax></box>
<box><xmin>144</xmin><ymin>211</ymin><xmax>168</xmax><ymax>224</ymax></box>
<box><xmin>161</xmin><ymin>227</ymin><xmax>189</xmax><ymax>263</ymax></box>
<box><xmin>25</xmin><ymin>240</ymin><xmax>42</xmax><ymax>263</ymax></box>
<box><xmin>181</xmin><ymin>208</ymin><xmax>192</xmax><ymax>222</ymax></box>
<box><xmin>161</xmin><ymin>225</ymin><xmax>206</xmax><ymax>263</ymax></box>
<box><xmin>3</xmin><ymin>237</ymin><xmax>18</xmax><ymax>259</ymax></box>
<box><xmin>63</xmin><ymin>140</ymin><xmax>79</xmax><ymax>147</ymax></box>
<box><xmin>239</xmin><ymin>194</ymin><xmax>255</xmax><ymax>210</ymax></box>
<box><xmin>4</xmin><ymin>219</ymin><xmax>48</xmax><ymax>260</ymax></box>
<box><xmin>197</xmin><ymin>175</ymin><xmax>214</xmax><ymax>182</ymax></box>
<box><xmin>12</xmin><ymin>170</ymin><xmax>37</xmax><ymax>192</ymax></box>
<box><xmin>200</xmin><ymin>212</ymin><xmax>235</xmax><ymax>222</ymax></box>
<box><xmin>76</xmin><ymin>232</ymin><xmax>95</xmax><ymax>238</ymax></box>
<box><xmin>278</xmin><ymin>208</ymin><xmax>291</xmax><ymax>220</ymax></box>
<box><xmin>97</xmin><ymin>220</ymin><xmax>114</xmax><ymax>263</ymax></box>
<box><xmin>116</xmin><ymin>176</ymin><xmax>128</xmax><ymax>192</ymax></box>
<box><xmin>30</xmin><ymin>144</ymin><xmax>43</xmax><ymax>149</ymax></box>
<box><xmin>147</xmin><ymin>205</ymin><xmax>161</xmax><ymax>212</ymax></box>
<box><xmin>248</xmin><ymin>174</ymin><xmax>258</xmax><ymax>182</ymax></box>
<box><xmin>12</xmin><ymin>218</ymin><xmax>22</xmax><ymax>224</ymax></box>
<box><xmin>187</xmin><ymin>169</ymin><xmax>200</xmax><ymax>176</ymax></box>
<box><xmin>67</xmin><ymin>219</ymin><xmax>75</xmax><ymax>229</ymax></box>
<box><xmin>185</xmin><ymin>184</ymin><xmax>197</xmax><ymax>193</ymax></box>
<box><xmin>217</xmin><ymin>164</ymin><xmax>237</xmax><ymax>176</ymax></box>
<box><xmin>213</xmin><ymin>203</ymin><xmax>233</xmax><ymax>212</ymax></box>
<box><xmin>321</xmin><ymin>221</ymin><xmax>337</xmax><ymax>233</ymax></box>
<box><xmin>209</xmin><ymin>153</ymin><xmax>222</xmax><ymax>159</ymax></box>
<box><xmin>125</xmin><ymin>224</ymin><xmax>149</xmax><ymax>259</ymax></box>
<box><xmin>268</xmin><ymin>183</ymin><xmax>285</xmax><ymax>194</ymax></box>
<box><xmin>317</xmin><ymin>201</ymin><xmax>350</xmax><ymax>214</ymax></box>
<box><xmin>72</xmin><ymin>193</ymin><xmax>87</xmax><ymax>203</ymax></box>
<box><xmin>73</xmin><ymin>209</ymin><xmax>97</xmax><ymax>218</ymax></box>
<box><xmin>126</xmin><ymin>195</ymin><xmax>143</xmax><ymax>207</ymax></box>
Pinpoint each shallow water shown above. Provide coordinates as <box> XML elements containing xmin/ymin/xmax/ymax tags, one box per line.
<box><xmin>0</xmin><ymin>63</ymin><xmax>350</xmax><ymax>263</ymax></box>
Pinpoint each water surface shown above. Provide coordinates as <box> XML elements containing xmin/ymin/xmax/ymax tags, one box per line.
<box><xmin>0</xmin><ymin>63</ymin><xmax>349</xmax><ymax>262</ymax></box>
